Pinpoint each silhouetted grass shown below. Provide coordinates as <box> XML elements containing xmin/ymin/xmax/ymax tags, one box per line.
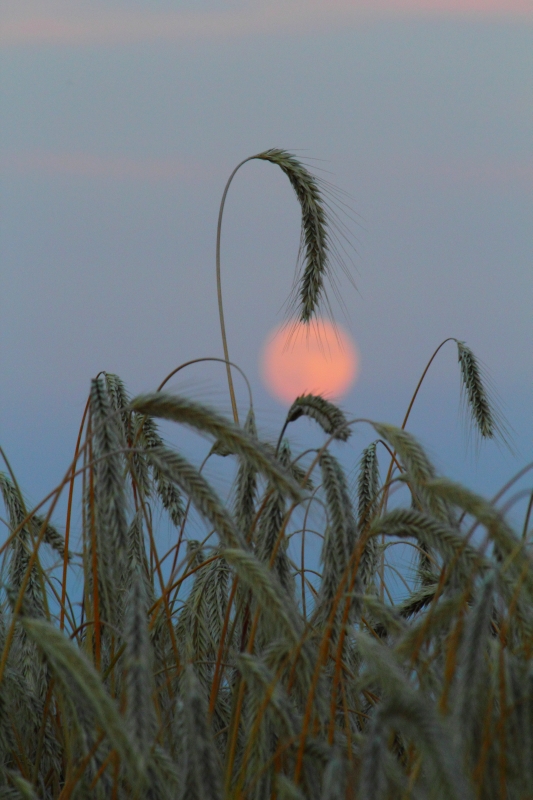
<box><xmin>1</xmin><ymin>150</ymin><xmax>531</xmax><ymax>799</ymax></box>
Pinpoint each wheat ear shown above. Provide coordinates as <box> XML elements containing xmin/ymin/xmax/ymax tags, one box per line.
<box><xmin>143</xmin><ymin>445</ymin><xmax>245</xmax><ymax>550</ymax></box>
<box><xmin>256</xmin><ymin>441</ymin><xmax>296</xmax><ymax>595</ymax></box>
<box><xmin>370</xmin><ymin>507</ymin><xmax>483</xmax><ymax>588</ymax></box>
<box><xmin>283</xmin><ymin>394</ymin><xmax>351</xmax><ymax>443</ymax></box>
<box><xmin>456</xmin><ymin>341</ymin><xmax>498</xmax><ymax>440</ymax></box>
<box><xmin>134</xmin><ymin>413</ymin><xmax>185</xmax><ymax>527</ymax></box>
<box><xmin>314</xmin><ymin>450</ymin><xmax>358</xmax><ymax>627</ymax></box>
<box><xmin>356</xmin><ymin>442</ymin><xmax>381</xmax><ymax>591</ymax></box>
<box><xmin>233</xmin><ymin>407</ymin><xmax>259</xmax><ymax>539</ymax></box>
<box><xmin>89</xmin><ymin>377</ymin><xmax>129</xmax><ymax>625</ymax></box>
<box><xmin>255</xmin><ymin>149</ymin><xmax>330</xmax><ymax>323</ymax></box>
<box><xmin>131</xmin><ymin>393</ymin><xmax>302</xmax><ymax>502</ymax></box>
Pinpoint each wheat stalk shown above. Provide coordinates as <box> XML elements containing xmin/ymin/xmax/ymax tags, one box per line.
<box><xmin>216</xmin><ymin>149</ymin><xmax>345</xmax><ymax>421</ymax></box>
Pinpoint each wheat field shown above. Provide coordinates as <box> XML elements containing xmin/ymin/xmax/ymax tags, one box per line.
<box><xmin>1</xmin><ymin>150</ymin><xmax>532</xmax><ymax>799</ymax></box>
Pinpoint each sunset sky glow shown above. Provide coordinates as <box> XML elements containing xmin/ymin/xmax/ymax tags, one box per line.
<box><xmin>262</xmin><ymin>320</ymin><xmax>359</xmax><ymax>404</ymax></box>
<box><xmin>1</xmin><ymin>0</ymin><xmax>531</xmax><ymax>46</ymax></box>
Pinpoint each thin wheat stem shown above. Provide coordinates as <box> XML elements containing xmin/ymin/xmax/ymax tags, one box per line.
<box><xmin>328</xmin><ymin>534</ymin><xmax>372</xmax><ymax>744</ymax></box>
<box><xmin>301</xmin><ymin>497</ymin><xmax>317</xmax><ymax>619</ymax></box>
<box><xmin>401</xmin><ymin>338</ymin><xmax>456</xmax><ymax>432</ymax></box>
<box><xmin>489</xmin><ymin>462</ymin><xmax>533</xmax><ymax>506</ymax></box>
<box><xmin>380</xmin><ymin>338</ymin><xmax>455</xmax><ymax>516</ymax></box>
<box><xmin>522</xmin><ymin>491</ymin><xmax>533</xmax><ymax>541</ymax></box>
<box><xmin>60</xmin><ymin>397</ymin><xmax>90</xmax><ymax>630</ymax></box>
<box><xmin>216</xmin><ymin>156</ymin><xmax>255</xmax><ymax>423</ymax></box>
<box><xmin>156</xmin><ymin>356</ymin><xmax>253</xmax><ymax>408</ymax></box>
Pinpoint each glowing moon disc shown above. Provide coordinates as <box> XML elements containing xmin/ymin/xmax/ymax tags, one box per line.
<box><xmin>261</xmin><ymin>319</ymin><xmax>360</xmax><ymax>404</ymax></box>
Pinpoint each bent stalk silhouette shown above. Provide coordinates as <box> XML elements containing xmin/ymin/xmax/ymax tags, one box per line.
<box><xmin>216</xmin><ymin>149</ymin><xmax>343</xmax><ymax>423</ymax></box>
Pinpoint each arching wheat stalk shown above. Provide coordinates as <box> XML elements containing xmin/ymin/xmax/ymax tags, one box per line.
<box><xmin>216</xmin><ymin>149</ymin><xmax>341</xmax><ymax>422</ymax></box>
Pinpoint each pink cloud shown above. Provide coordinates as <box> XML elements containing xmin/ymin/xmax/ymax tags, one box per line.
<box><xmin>1</xmin><ymin>1</ymin><xmax>531</xmax><ymax>47</ymax></box>
<box><xmin>0</xmin><ymin>151</ymin><xmax>208</xmax><ymax>182</ymax></box>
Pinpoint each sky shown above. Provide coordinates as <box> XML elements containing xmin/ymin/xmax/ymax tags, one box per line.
<box><xmin>1</xmin><ymin>0</ymin><xmax>532</xmax><ymax>527</ymax></box>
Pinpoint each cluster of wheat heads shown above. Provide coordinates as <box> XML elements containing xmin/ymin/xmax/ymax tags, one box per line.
<box><xmin>1</xmin><ymin>151</ymin><xmax>533</xmax><ymax>799</ymax></box>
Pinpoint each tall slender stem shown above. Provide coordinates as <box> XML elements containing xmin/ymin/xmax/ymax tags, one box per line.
<box><xmin>381</xmin><ymin>337</ymin><xmax>457</xmax><ymax>508</ymax></box>
<box><xmin>379</xmin><ymin>337</ymin><xmax>456</xmax><ymax>599</ymax></box>
<box><xmin>216</xmin><ymin>156</ymin><xmax>256</xmax><ymax>424</ymax></box>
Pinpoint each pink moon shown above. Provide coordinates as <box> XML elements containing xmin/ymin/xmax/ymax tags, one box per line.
<box><xmin>261</xmin><ymin>319</ymin><xmax>360</xmax><ymax>404</ymax></box>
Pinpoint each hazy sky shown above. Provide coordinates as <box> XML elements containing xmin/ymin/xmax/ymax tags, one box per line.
<box><xmin>1</xmin><ymin>0</ymin><xmax>531</xmax><ymax>510</ymax></box>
